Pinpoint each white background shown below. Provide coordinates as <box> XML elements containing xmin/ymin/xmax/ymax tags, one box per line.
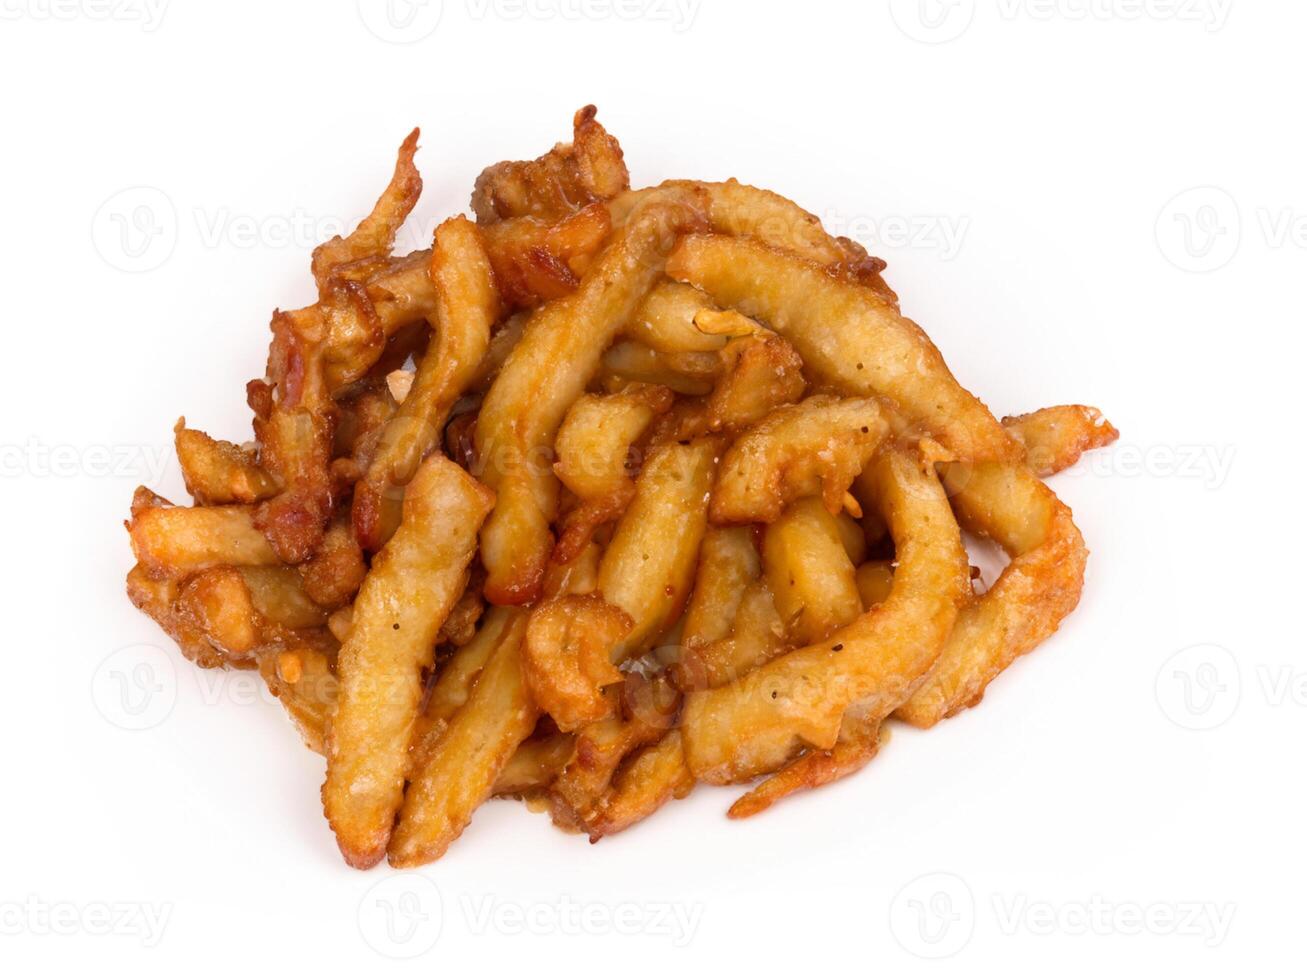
<box><xmin>0</xmin><ymin>1</ymin><xmax>1298</xmax><ymax>976</ymax></box>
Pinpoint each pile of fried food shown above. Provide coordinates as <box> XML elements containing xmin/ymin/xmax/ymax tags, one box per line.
<box><xmin>125</xmin><ymin>107</ymin><xmax>1118</xmax><ymax>869</ymax></box>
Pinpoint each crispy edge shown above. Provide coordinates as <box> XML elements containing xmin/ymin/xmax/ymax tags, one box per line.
<box><xmin>1003</xmin><ymin>404</ymin><xmax>1120</xmax><ymax>477</ymax></box>
<box><xmin>666</xmin><ymin>234</ymin><xmax>1019</xmax><ymax>463</ymax></box>
<box><xmin>682</xmin><ymin>446</ymin><xmax>970</xmax><ymax>784</ymax></box>
<box><xmin>582</xmin><ymin>730</ymin><xmax>694</xmax><ymax>841</ymax></box>
<box><xmin>596</xmin><ymin>438</ymin><xmax>719</xmax><ymax>661</ymax></box>
<box><xmin>551</xmin><ymin>385</ymin><xmax>674</xmax><ymax>565</ymax></box>
<box><xmin>388</xmin><ymin>622</ymin><xmax>538</xmax><ymax>867</ymax></box>
<box><xmin>352</xmin><ymin>216</ymin><xmax>499</xmax><ymax>550</ymax></box>
<box><xmin>323</xmin><ymin>456</ymin><xmax>494</xmax><ymax>869</ymax></box>
<box><xmin>895</xmin><ymin>460</ymin><xmax>1087</xmax><ymax>727</ymax></box>
<box><xmin>174</xmin><ymin>420</ymin><xmax>279</xmax><ymax>505</ymax></box>
<box><xmin>727</xmin><ymin>718</ymin><xmax>885</xmax><ymax>819</ymax></box>
<box><xmin>709</xmin><ymin>395</ymin><xmax>889</xmax><ymax>524</ymax></box>
<box><xmin>474</xmin><ymin>188</ymin><xmax>708</xmax><ymax>605</ymax></box>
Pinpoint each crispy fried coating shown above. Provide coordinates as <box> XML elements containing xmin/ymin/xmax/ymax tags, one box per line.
<box><xmin>389</xmin><ymin>622</ymin><xmax>538</xmax><ymax>867</ymax></box>
<box><xmin>582</xmin><ymin>731</ymin><xmax>695</xmax><ymax>841</ymax></box>
<box><xmin>710</xmin><ymin>395</ymin><xmax>889</xmax><ymax>524</ymax></box>
<box><xmin>472</xmin><ymin>106</ymin><xmax>629</xmax><ymax>224</ymax></box>
<box><xmin>323</xmin><ymin>456</ymin><xmax>494</xmax><ymax>868</ymax></box>
<box><xmin>551</xmin><ymin>385</ymin><xmax>673</xmax><ymax>564</ymax></box>
<box><xmin>681</xmin><ymin>526</ymin><xmax>761</xmax><ymax>651</ymax></box>
<box><xmin>683</xmin><ymin>447</ymin><xmax>970</xmax><ymax>784</ymax></box>
<box><xmin>123</xmin><ymin>112</ymin><xmax>1118</xmax><ymax>867</ymax></box>
<box><xmin>174</xmin><ymin>420</ymin><xmax>279</xmax><ymax>505</ymax></box>
<box><xmin>548</xmin><ymin>673</ymin><xmax>680</xmax><ymax>832</ymax></box>
<box><xmin>474</xmin><ymin>188</ymin><xmax>708</xmax><ymax>605</ymax></box>
<box><xmin>1003</xmin><ymin>404</ymin><xmax>1120</xmax><ymax>477</ymax></box>
<box><xmin>667</xmin><ymin>234</ymin><xmax>1019</xmax><ymax>462</ymax></box>
<box><xmin>352</xmin><ymin>216</ymin><xmax>499</xmax><ymax>550</ymax></box>
<box><xmin>128</xmin><ymin>498</ymin><xmax>280</xmax><ymax>576</ymax></box>
<box><xmin>895</xmin><ymin>460</ymin><xmax>1088</xmax><ymax>726</ymax></box>
<box><xmin>728</xmin><ymin>717</ymin><xmax>885</xmax><ymax>819</ymax></box>
<box><xmin>482</xmin><ymin>203</ymin><xmax>612</xmax><ymax>308</ymax></box>
<box><xmin>597</xmin><ymin>438</ymin><xmax>719</xmax><ymax>661</ymax></box>
<box><xmin>522</xmin><ymin>595</ymin><xmax>631</xmax><ymax>733</ymax></box>
<box><xmin>763</xmin><ymin>497</ymin><xmax>864</xmax><ymax>646</ymax></box>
